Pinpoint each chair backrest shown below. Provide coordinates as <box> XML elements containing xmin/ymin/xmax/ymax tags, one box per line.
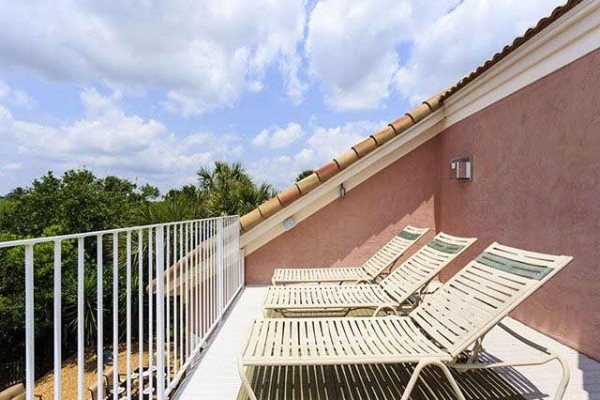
<box><xmin>361</xmin><ymin>225</ymin><xmax>429</xmax><ymax>278</ymax></box>
<box><xmin>410</xmin><ymin>242</ymin><xmax>572</xmax><ymax>357</ymax></box>
<box><xmin>379</xmin><ymin>232</ymin><xmax>476</xmax><ymax>303</ymax></box>
<box><xmin>0</xmin><ymin>384</ymin><xmax>24</xmax><ymax>400</ymax></box>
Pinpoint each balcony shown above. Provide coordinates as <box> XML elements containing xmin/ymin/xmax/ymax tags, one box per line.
<box><xmin>0</xmin><ymin>216</ymin><xmax>243</xmax><ymax>400</ymax></box>
<box><xmin>175</xmin><ymin>287</ymin><xmax>599</xmax><ymax>400</ymax></box>
<box><xmin>0</xmin><ymin>217</ymin><xmax>598</xmax><ymax>400</ymax></box>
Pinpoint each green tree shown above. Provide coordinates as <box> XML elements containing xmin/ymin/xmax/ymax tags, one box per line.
<box><xmin>0</xmin><ymin>170</ymin><xmax>144</xmax><ymax>237</ymax></box>
<box><xmin>139</xmin><ymin>183</ymin><xmax>160</xmax><ymax>201</ymax></box>
<box><xmin>0</xmin><ymin>225</ymin><xmax>77</xmax><ymax>361</ymax></box>
<box><xmin>197</xmin><ymin>162</ymin><xmax>276</xmax><ymax>216</ymax></box>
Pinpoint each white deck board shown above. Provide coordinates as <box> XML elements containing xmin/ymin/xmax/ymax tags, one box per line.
<box><xmin>174</xmin><ymin>286</ymin><xmax>599</xmax><ymax>400</ymax></box>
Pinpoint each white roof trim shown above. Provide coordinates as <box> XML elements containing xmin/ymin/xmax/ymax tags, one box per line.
<box><xmin>242</xmin><ymin>0</ymin><xmax>600</xmax><ymax>255</ymax></box>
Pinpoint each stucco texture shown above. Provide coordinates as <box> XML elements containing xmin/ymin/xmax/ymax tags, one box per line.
<box><xmin>437</xmin><ymin>48</ymin><xmax>600</xmax><ymax>361</ymax></box>
<box><xmin>244</xmin><ymin>48</ymin><xmax>600</xmax><ymax>360</ymax></box>
<box><xmin>245</xmin><ymin>139</ymin><xmax>440</xmax><ymax>285</ymax></box>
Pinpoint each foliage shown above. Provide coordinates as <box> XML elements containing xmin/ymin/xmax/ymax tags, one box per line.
<box><xmin>0</xmin><ymin>225</ymin><xmax>77</xmax><ymax>361</ymax></box>
<box><xmin>0</xmin><ymin>162</ymin><xmax>274</xmax><ymax>363</ymax></box>
<box><xmin>0</xmin><ymin>170</ymin><xmax>144</xmax><ymax>236</ymax></box>
<box><xmin>197</xmin><ymin>161</ymin><xmax>276</xmax><ymax>216</ymax></box>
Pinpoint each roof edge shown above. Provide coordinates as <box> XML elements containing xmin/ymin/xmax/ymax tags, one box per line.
<box><xmin>239</xmin><ymin>0</ymin><xmax>584</xmax><ymax>235</ymax></box>
<box><xmin>239</xmin><ymin>93</ymin><xmax>444</xmax><ymax>232</ymax></box>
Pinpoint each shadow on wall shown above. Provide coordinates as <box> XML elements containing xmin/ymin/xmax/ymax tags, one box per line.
<box><xmin>244</xmin><ymin>138</ymin><xmax>441</xmax><ymax>285</ymax></box>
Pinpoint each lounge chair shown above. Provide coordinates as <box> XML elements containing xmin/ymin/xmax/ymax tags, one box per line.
<box><xmin>270</xmin><ymin>225</ymin><xmax>429</xmax><ymax>285</ymax></box>
<box><xmin>263</xmin><ymin>232</ymin><xmax>476</xmax><ymax>316</ymax></box>
<box><xmin>240</xmin><ymin>242</ymin><xmax>573</xmax><ymax>400</ymax></box>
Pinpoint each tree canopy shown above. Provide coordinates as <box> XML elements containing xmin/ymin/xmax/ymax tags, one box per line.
<box><xmin>0</xmin><ymin>161</ymin><xmax>277</xmax><ymax>366</ymax></box>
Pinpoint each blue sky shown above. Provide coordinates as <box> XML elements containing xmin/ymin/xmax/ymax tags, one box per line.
<box><xmin>0</xmin><ymin>0</ymin><xmax>563</xmax><ymax>195</ymax></box>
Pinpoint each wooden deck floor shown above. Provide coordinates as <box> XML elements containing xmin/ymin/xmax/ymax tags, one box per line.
<box><xmin>174</xmin><ymin>286</ymin><xmax>599</xmax><ymax>400</ymax></box>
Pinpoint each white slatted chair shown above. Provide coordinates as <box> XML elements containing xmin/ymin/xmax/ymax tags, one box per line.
<box><xmin>263</xmin><ymin>232</ymin><xmax>476</xmax><ymax>316</ymax></box>
<box><xmin>240</xmin><ymin>242</ymin><xmax>573</xmax><ymax>400</ymax></box>
<box><xmin>270</xmin><ymin>225</ymin><xmax>429</xmax><ymax>285</ymax></box>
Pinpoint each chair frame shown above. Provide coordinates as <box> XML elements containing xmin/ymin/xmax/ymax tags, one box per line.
<box><xmin>263</xmin><ymin>232</ymin><xmax>476</xmax><ymax>317</ymax></box>
<box><xmin>270</xmin><ymin>225</ymin><xmax>429</xmax><ymax>285</ymax></box>
<box><xmin>239</xmin><ymin>242</ymin><xmax>573</xmax><ymax>400</ymax></box>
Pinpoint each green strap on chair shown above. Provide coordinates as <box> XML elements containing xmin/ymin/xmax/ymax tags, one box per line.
<box><xmin>397</xmin><ymin>230</ymin><xmax>422</xmax><ymax>241</ymax></box>
<box><xmin>427</xmin><ymin>238</ymin><xmax>465</xmax><ymax>254</ymax></box>
<box><xmin>476</xmin><ymin>252</ymin><xmax>554</xmax><ymax>280</ymax></box>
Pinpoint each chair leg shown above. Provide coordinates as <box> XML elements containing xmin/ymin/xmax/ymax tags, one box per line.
<box><xmin>452</xmin><ymin>352</ymin><xmax>570</xmax><ymax>400</ymax></box>
<box><xmin>372</xmin><ymin>306</ymin><xmax>399</xmax><ymax>317</ymax></box>
<box><xmin>238</xmin><ymin>359</ymin><xmax>258</xmax><ymax>400</ymax></box>
<box><xmin>401</xmin><ymin>359</ymin><xmax>466</xmax><ymax>400</ymax></box>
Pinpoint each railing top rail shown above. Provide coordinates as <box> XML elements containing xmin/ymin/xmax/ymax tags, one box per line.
<box><xmin>0</xmin><ymin>215</ymin><xmax>240</xmax><ymax>249</ymax></box>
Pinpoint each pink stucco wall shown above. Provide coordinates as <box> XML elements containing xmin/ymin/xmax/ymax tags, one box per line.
<box><xmin>245</xmin><ymin>139</ymin><xmax>440</xmax><ymax>285</ymax></box>
<box><xmin>436</xmin><ymin>48</ymin><xmax>600</xmax><ymax>361</ymax></box>
<box><xmin>244</xmin><ymin>48</ymin><xmax>600</xmax><ymax>360</ymax></box>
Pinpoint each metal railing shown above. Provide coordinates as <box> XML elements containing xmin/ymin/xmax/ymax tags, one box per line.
<box><xmin>0</xmin><ymin>216</ymin><xmax>243</xmax><ymax>400</ymax></box>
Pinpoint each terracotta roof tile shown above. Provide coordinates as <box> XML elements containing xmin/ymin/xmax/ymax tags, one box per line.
<box><xmin>388</xmin><ymin>115</ymin><xmax>414</xmax><ymax>134</ymax></box>
<box><xmin>441</xmin><ymin>0</ymin><xmax>582</xmax><ymax>100</ymax></box>
<box><xmin>352</xmin><ymin>136</ymin><xmax>378</xmax><ymax>158</ymax></box>
<box><xmin>276</xmin><ymin>185</ymin><xmax>302</xmax><ymax>206</ymax></box>
<box><xmin>334</xmin><ymin>148</ymin><xmax>360</xmax><ymax>170</ymax></box>
<box><xmin>239</xmin><ymin>0</ymin><xmax>584</xmax><ymax>233</ymax></box>
<box><xmin>423</xmin><ymin>94</ymin><xmax>443</xmax><ymax>111</ymax></box>
<box><xmin>295</xmin><ymin>173</ymin><xmax>321</xmax><ymax>195</ymax></box>
<box><xmin>315</xmin><ymin>161</ymin><xmax>340</xmax><ymax>182</ymax></box>
<box><xmin>258</xmin><ymin>197</ymin><xmax>283</xmax><ymax>219</ymax></box>
<box><xmin>240</xmin><ymin>208</ymin><xmax>263</xmax><ymax>231</ymax></box>
<box><xmin>405</xmin><ymin>103</ymin><xmax>432</xmax><ymax>123</ymax></box>
<box><xmin>371</xmin><ymin>126</ymin><xmax>395</xmax><ymax>145</ymax></box>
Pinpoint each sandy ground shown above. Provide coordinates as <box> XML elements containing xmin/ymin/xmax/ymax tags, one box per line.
<box><xmin>34</xmin><ymin>343</ymin><xmax>180</xmax><ymax>400</ymax></box>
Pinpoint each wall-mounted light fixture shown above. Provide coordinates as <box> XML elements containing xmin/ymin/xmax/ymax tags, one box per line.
<box><xmin>339</xmin><ymin>183</ymin><xmax>347</xmax><ymax>198</ymax></box>
<box><xmin>282</xmin><ymin>216</ymin><xmax>296</xmax><ymax>231</ymax></box>
<box><xmin>450</xmin><ymin>156</ymin><xmax>472</xmax><ymax>181</ymax></box>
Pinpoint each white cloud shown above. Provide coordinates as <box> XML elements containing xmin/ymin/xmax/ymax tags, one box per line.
<box><xmin>80</xmin><ymin>87</ymin><xmax>122</xmax><ymax>116</ymax></box>
<box><xmin>250</xmin><ymin>120</ymin><xmax>383</xmax><ymax>187</ymax></box>
<box><xmin>0</xmin><ymin>0</ymin><xmax>307</xmax><ymax>115</ymax></box>
<box><xmin>252</xmin><ymin>122</ymin><xmax>304</xmax><ymax>149</ymax></box>
<box><xmin>306</xmin><ymin>0</ymin><xmax>563</xmax><ymax>110</ymax></box>
<box><xmin>305</xmin><ymin>0</ymin><xmax>460</xmax><ymax>111</ymax></box>
<box><xmin>3</xmin><ymin>88</ymin><xmax>243</xmax><ymax>190</ymax></box>
<box><xmin>0</xmin><ymin>163</ymin><xmax>22</xmax><ymax>171</ymax></box>
<box><xmin>393</xmin><ymin>0</ymin><xmax>565</xmax><ymax>103</ymax></box>
<box><xmin>0</xmin><ymin>104</ymin><xmax>13</xmax><ymax>132</ymax></box>
<box><xmin>0</xmin><ymin>80</ymin><xmax>35</xmax><ymax>109</ymax></box>
<box><xmin>308</xmin><ymin>121</ymin><xmax>382</xmax><ymax>160</ymax></box>
<box><xmin>0</xmin><ymin>81</ymin><xmax>9</xmax><ymax>98</ymax></box>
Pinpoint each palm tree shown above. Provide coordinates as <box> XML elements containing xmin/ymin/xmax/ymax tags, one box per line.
<box><xmin>198</xmin><ymin>162</ymin><xmax>276</xmax><ymax>216</ymax></box>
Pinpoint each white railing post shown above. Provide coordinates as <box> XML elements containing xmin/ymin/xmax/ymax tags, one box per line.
<box><xmin>217</xmin><ymin>218</ymin><xmax>224</xmax><ymax>315</ymax></box>
<box><xmin>2</xmin><ymin>216</ymin><xmax>244</xmax><ymax>400</ymax></box>
<box><xmin>126</xmin><ymin>232</ymin><xmax>132</xmax><ymax>398</ymax></box>
<box><xmin>240</xmin><ymin>247</ymin><xmax>245</xmax><ymax>290</ymax></box>
<box><xmin>137</xmin><ymin>230</ymin><xmax>144</xmax><ymax>400</ymax></box>
<box><xmin>77</xmin><ymin>238</ymin><xmax>85</xmax><ymax>400</ymax></box>
<box><xmin>53</xmin><ymin>240</ymin><xmax>61</xmax><ymax>400</ymax></box>
<box><xmin>97</xmin><ymin>235</ymin><xmax>104</xmax><ymax>400</ymax></box>
<box><xmin>166</xmin><ymin>225</ymin><xmax>171</xmax><ymax>386</ymax></box>
<box><xmin>156</xmin><ymin>226</ymin><xmax>165</xmax><ymax>400</ymax></box>
<box><xmin>25</xmin><ymin>245</ymin><xmax>35</xmax><ymax>400</ymax></box>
